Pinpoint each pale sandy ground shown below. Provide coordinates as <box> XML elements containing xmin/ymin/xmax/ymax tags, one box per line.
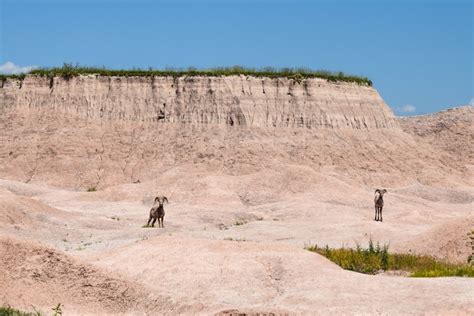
<box><xmin>0</xmin><ymin>171</ymin><xmax>473</xmax><ymax>315</ymax></box>
<box><xmin>0</xmin><ymin>106</ymin><xmax>473</xmax><ymax>315</ymax></box>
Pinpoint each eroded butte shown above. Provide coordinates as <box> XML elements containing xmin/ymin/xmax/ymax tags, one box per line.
<box><xmin>1</xmin><ymin>75</ymin><xmax>473</xmax><ymax>314</ymax></box>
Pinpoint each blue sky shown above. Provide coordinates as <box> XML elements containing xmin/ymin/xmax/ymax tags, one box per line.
<box><xmin>0</xmin><ymin>0</ymin><xmax>472</xmax><ymax>115</ymax></box>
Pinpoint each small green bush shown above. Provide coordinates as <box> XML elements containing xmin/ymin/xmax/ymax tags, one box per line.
<box><xmin>307</xmin><ymin>241</ymin><xmax>474</xmax><ymax>277</ymax></box>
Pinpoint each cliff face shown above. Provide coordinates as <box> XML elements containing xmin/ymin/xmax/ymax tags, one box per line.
<box><xmin>1</xmin><ymin>75</ymin><xmax>471</xmax><ymax>189</ymax></box>
<box><xmin>1</xmin><ymin>75</ymin><xmax>397</xmax><ymax>129</ymax></box>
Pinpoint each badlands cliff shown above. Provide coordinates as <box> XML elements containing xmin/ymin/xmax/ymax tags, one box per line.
<box><xmin>0</xmin><ymin>75</ymin><xmax>471</xmax><ymax>190</ymax></box>
<box><xmin>1</xmin><ymin>75</ymin><xmax>396</xmax><ymax>128</ymax></box>
<box><xmin>0</xmin><ymin>74</ymin><xmax>473</xmax><ymax>314</ymax></box>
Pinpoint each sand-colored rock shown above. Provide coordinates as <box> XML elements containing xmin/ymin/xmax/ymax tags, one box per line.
<box><xmin>0</xmin><ymin>235</ymin><xmax>190</xmax><ymax>315</ymax></box>
<box><xmin>1</xmin><ymin>75</ymin><xmax>397</xmax><ymax>129</ymax></box>
<box><xmin>0</xmin><ymin>76</ymin><xmax>473</xmax><ymax>314</ymax></box>
<box><xmin>91</xmin><ymin>236</ymin><xmax>474</xmax><ymax>315</ymax></box>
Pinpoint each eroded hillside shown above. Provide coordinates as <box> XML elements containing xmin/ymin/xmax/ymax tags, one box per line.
<box><xmin>0</xmin><ymin>75</ymin><xmax>473</xmax><ymax>315</ymax></box>
<box><xmin>0</xmin><ymin>75</ymin><xmax>471</xmax><ymax>189</ymax></box>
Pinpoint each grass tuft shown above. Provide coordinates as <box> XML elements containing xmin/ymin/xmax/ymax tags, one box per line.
<box><xmin>0</xmin><ymin>306</ymin><xmax>42</xmax><ymax>316</ymax></box>
<box><xmin>307</xmin><ymin>241</ymin><xmax>474</xmax><ymax>277</ymax></box>
<box><xmin>0</xmin><ymin>63</ymin><xmax>373</xmax><ymax>86</ymax></box>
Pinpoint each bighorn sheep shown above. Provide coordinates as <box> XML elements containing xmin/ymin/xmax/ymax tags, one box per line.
<box><xmin>374</xmin><ymin>189</ymin><xmax>387</xmax><ymax>222</ymax></box>
<box><xmin>147</xmin><ymin>196</ymin><xmax>168</xmax><ymax>228</ymax></box>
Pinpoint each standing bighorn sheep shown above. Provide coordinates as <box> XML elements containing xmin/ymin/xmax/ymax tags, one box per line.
<box><xmin>374</xmin><ymin>189</ymin><xmax>387</xmax><ymax>222</ymax></box>
<box><xmin>147</xmin><ymin>196</ymin><xmax>168</xmax><ymax>228</ymax></box>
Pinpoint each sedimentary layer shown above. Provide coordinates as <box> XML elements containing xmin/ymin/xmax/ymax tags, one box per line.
<box><xmin>1</xmin><ymin>75</ymin><xmax>397</xmax><ymax>129</ymax></box>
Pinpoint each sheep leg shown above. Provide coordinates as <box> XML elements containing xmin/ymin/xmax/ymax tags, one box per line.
<box><xmin>161</xmin><ymin>217</ymin><xmax>164</xmax><ymax>228</ymax></box>
<box><xmin>151</xmin><ymin>217</ymin><xmax>157</xmax><ymax>227</ymax></box>
<box><xmin>147</xmin><ymin>215</ymin><xmax>152</xmax><ymax>227</ymax></box>
<box><xmin>380</xmin><ymin>207</ymin><xmax>383</xmax><ymax>222</ymax></box>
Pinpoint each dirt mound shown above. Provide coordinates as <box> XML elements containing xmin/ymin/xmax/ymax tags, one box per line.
<box><xmin>0</xmin><ymin>236</ymin><xmax>186</xmax><ymax>314</ymax></box>
<box><xmin>399</xmin><ymin>106</ymin><xmax>474</xmax><ymax>163</ymax></box>
<box><xmin>0</xmin><ymin>188</ymin><xmax>72</xmax><ymax>227</ymax></box>
<box><xmin>90</xmin><ymin>236</ymin><xmax>474</xmax><ymax>314</ymax></box>
<box><xmin>392</xmin><ymin>217</ymin><xmax>474</xmax><ymax>263</ymax></box>
<box><xmin>393</xmin><ymin>183</ymin><xmax>472</xmax><ymax>204</ymax></box>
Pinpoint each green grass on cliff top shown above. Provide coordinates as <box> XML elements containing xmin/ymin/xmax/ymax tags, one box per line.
<box><xmin>0</xmin><ymin>63</ymin><xmax>372</xmax><ymax>86</ymax></box>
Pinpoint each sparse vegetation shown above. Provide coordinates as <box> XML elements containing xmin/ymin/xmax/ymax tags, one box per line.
<box><xmin>0</xmin><ymin>73</ymin><xmax>26</xmax><ymax>85</ymax></box>
<box><xmin>307</xmin><ymin>240</ymin><xmax>474</xmax><ymax>277</ymax></box>
<box><xmin>86</xmin><ymin>186</ymin><xmax>97</xmax><ymax>192</ymax></box>
<box><xmin>0</xmin><ymin>63</ymin><xmax>372</xmax><ymax>86</ymax></box>
<box><xmin>224</xmin><ymin>237</ymin><xmax>248</xmax><ymax>242</ymax></box>
<box><xmin>51</xmin><ymin>304</ymin><xmax>63</xmax><ymax>316</ymax></box>
<box><xmin>0</xmin><ymin>306</ymin><xmax>41</xmax><ymax>316</ymax></box>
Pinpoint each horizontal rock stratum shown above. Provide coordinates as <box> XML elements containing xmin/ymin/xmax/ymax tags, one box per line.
<box><xmin>1</xmin><ymin>75</ymin><xmax>397</xmax><ymax>129</ymax></box>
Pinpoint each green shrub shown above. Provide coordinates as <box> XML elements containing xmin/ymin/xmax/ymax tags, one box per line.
<box><xmin>307</xmin><ymin>242</ymin><xmax>474</xmax><ymax>277</ymax></box>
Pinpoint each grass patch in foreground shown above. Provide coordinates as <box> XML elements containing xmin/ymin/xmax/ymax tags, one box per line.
<box><xmin>307</xmin><ymin>240</ymin><xmax>474</xmax><ymax>277</ymax></box>
<box><xmin>0</xmin><ymin>306</ymin><xmax>41</xmax><ymax>316</ymax></box>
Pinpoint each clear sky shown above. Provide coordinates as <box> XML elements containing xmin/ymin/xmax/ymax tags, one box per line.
<box><xmin>0</xmin><ymin>0</ymin><xmax>472</xmax><ymax>115</ymax></box>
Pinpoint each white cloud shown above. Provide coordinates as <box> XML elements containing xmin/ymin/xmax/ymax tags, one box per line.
<box><xmin>396</xmin><ymin>104</ymin><xmax>416</xmax><ymax>114</ymax></box>
<box><xmin>0</xmin><ymin>61</ymin><xmax>38</xmax><ymax>74</ymax></box>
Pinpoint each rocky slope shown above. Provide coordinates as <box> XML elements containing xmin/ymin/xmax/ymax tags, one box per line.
<box><xmin>399</xmin><ymin>106</ymin><xmax>473</xmax><ymax>165</ymax></box>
